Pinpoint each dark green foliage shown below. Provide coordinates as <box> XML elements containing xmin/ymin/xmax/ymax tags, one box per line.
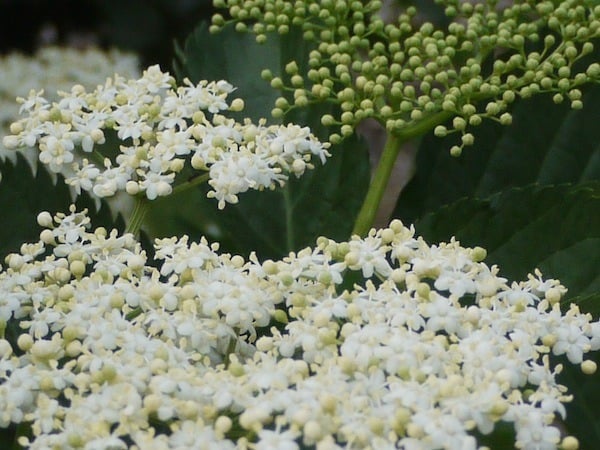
<box><xmin>0</xmin><ymin>155</ymin><xmax>123</xmax><ymax>260</ymax></box>
<box><xmin>414</xmin><ymin>182</ymin><xmax>600</xmax><ymax>300</ymax></box>
<box><xmin>396</xmin><ymin>84</ymin><xmax>600</xmax><ymax>224</ymax></box>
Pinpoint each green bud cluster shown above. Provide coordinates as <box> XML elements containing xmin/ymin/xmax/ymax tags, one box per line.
<box><xmin>212</xmin><ymin>0</ymin><xmax>600</xmax><ymax>151</ymax></box>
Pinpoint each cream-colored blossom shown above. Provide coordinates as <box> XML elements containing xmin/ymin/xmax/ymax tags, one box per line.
<box><xmin>0</xmin><ymin>210</ymin><xmax>598</xmax><ymax>449</ymax></box>
<box><xmin>4</xmin><ymin>66</ymin><xmax>330</xmax><ymax>206</ymax></box>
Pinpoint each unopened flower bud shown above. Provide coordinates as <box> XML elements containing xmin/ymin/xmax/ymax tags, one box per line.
<box><xmin>229</xmin><ymin>98</ymin><xmax>245</xmax><ymax>112</ymax></box>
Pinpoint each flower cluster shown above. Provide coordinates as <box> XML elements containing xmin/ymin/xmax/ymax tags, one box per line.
<box><xmin>0</xmin><ymin>208</ymin><xmax>598</xmax><ymax>449</ymax></box>
<box><xmin>211</xmin><ymin>0</ymin><xmax>600</xmax><ymax>154</ymax></box>
<box><xmin>3</xmin><ymin>66</ymin><xmax>330</xmax><ymax>207</ymax></box>
<box><xmin>0</xmin><ymin>46</ymin><xmax>140</xmax><ymax>171</ymax></box>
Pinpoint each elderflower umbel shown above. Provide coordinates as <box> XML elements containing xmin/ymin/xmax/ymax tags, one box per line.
<box><xmin>0</xmin><ymin>46</ymin><xmax>140</xmax><ymax>171</ymax></box>
<box><xmin>0</xmin><ymin>210</ymin><xmax>598</xmax><ymax>449</ymax></box>
<box><xmin>3</xmin><ymin>66</ymin><xmax>330</xmax><ymax>207</ymax></box>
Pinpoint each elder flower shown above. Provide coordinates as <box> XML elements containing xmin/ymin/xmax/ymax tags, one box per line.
<box><xmin>0</xmin><ymin>210</ymin><xmax>598</xmax><ymax>449</ymax></box>
<box><xmin>3</xmin><ymin>66</ymin><xmax>330</xmax><ymax>207</ymax></box>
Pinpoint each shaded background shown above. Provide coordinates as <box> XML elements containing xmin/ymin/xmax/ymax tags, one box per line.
<box><xmin>0</xmin><ymin>0</ymin><xmax>214</xmax><ymax>69</ymax></box>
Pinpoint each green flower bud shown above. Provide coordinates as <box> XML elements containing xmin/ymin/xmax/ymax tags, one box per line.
<box><xmin>442</xmin><ymin>100</ymin><xmax>455</xmax><ymax>112</ymax></box>
<box><xmin>520</xmin><ymin>87</ymin><xmax>532</xmax><ymax>98</ymax></box>
<box><xmin>400</xmin><ymin>69</ymin><xmax>414</xmax><ymax>81</ymax></box>
<box><xmin>557</xmin><ymin>78</ymin><xmax>571</xmax><ymax>91</ymax></box>
<box><xmin>353</xmin><ymin>22</ymin><xmax>365</xmax><ymax>35</ymax></box>
<box><xmin>341</xmin><ymin>101</ymin><xmax>354</xmax><ymax>112</ymax></box>
<box><xmin>445</xmin><ymin>6</ymin><xmax>457</xmax><ymax>16</ymax></box>
<box><xmin>571</xmin><ymin>100</ymin><xmax>583</xmax><ymax>110</ymax></box>
<box><xmin>434</xmin><ymin>125</ymin><xmax>447</xmax><ymax>137</ymax></box>
<box><xmin>587</xmin><ymin>63</ymin><xmax>600</xmax><ymax>78</ymax></box>
<box><xmin>285</xmin><ymin>61</ymin><xmax>299</xmax><ymax>75</ymax></box>
<box><xmin>408</xmin><ymin>55</ymin><xmax>422</xmax><ymax>68</ymax></box>
<box><xmin>461</xmin><ymin>133</ymin><xmax>474</xmax><ymax>146</ymax></box>
<box><xmin>417</xmin><ymin>95</ymin><xmax>430</xmax><ymax>107</ymax></box>
<box><xmin>414</xmin><ymin>67</ymin><xmax>427</xmax><ymax>79</ymax></box>
<box><xmin>329</xmin><ymin>133</ymin><xmax>342</xmax><ymax>145</ymax></box>
<box><xmin>235</xmin><ymin>22</ymin><xmax>248</xmax><ymax>33</ymax></box>
<box><xmin>502</xmin><ymin>91</ymin><xmax>516</xmax><ymax>103</ymax></box>
<box><xmin>435</xmin><ymin>72</ymin><xmax>448</xmax><ymax>84</ymax></box>
<box><xmin>558</xmin><ymin>66</ymin><xmax>571</xmax><ymax>78</ymax></box>
<box><xmin>379</xmin><ymin>105</ymin><xmax>393</xmax><ymax>117</ymax></box>
<box><xmin>341</xmin><ymin>111</ymin><xmax>354</xmax><ymax>124</ymax></box>
<box><xmin>212</xmin><ymin>14</ymin><xmax>225</xmax><ymax>26</ymax></box>
<box><xmin>499</xmin><ymin>113</ymin><xmax>512</xmax><ymax>125</ymax></box>
<box><xmin>261</xmin><ymin>69</ymin><xmax>273</xmax><ymax>81</ymax></box>
<box><xmin>568</xmin><ymin>89</ymin><xmax>582</xmax><ymax>101</ymax></box>
<box><xmin>303</xmin><ymin>30</ymin><xmax>315</xmax><ymax>40</ymax></box>
<box><xmin>400</xmin><ymin>101</ymin><xmax>413</xmax><ymax>113</ymax></box>
<box><xmin>485</xmin><ymin>102</ymin><xmax>500</xmax><ymax>115</ymax></box>
<box><xmin>540</xmin><ymin>77</ymin><xmax>553</xmax><ymax>89</ymax></box>
<box><xmin>270</xmin><ymin>77</ymin><xmax>284</xmax><ymax>89</ymax></box>
<box><xmin>553</xmin><ymin>93</ymin><xmax>564</xmax><ymax>104</ymax></box>
<box><xmin>291</xmin><ymin>75</ymin><xmax>304</xmax><ymax>87</ymax></box>
<box><xmin>341</xmin><ymin>124</ymin><xmax>354</xmax><ymax>136</ymax></box>
<box><xmin>544</xmin><ymin>34</ymin><xmax>556</xmax><ymax>48</ymax></box>
<box><xmin>452</xmin><ymin>117</ymin><xmax>466</xmax><ymax>131</ymax></box>
<box><xmin>469</xmin><ymin>115</ymin><xmax>482</xmax><ymax>126</ymax></box>
<box><xmin>410</xmin><ymin>109</ymin><xmax>423</xmax><ymax>120</ymax></box>
<box><xmin>275</xmin><ymin>97</ymin><xmax>289</xmax><ymax>109</ymax></box>
<box><xmin>295</xmin><ymin>95</ymin><xmax>309</xmax><ymax>107</ymax></box>
<box><xmin>450</xmin><ymin>145</ymin><xmax>462</xmax><ymax>157</ymax></box>
<box><xmin>462</xmin><ymin>104</ymin><xmax>476</xmax><ymax>116</ymax></box>
<box><xmin>373</xmin><ymin>84</ymin><xmax>385</xmax><ymax>96</ymax></box>
<box><xmin>512</xmin><ymin>34</ymin><xmax>525</xmax><ymax>47</ymax></box>
<box><xmin>321</xmin><ymin>114</ymin><xmax>336</xmax><ymax>126</ymax></box>
<box><xmin>582</xmin><ymin>42</ymin><xmax>594</xmax><ymax>56</ymax></box>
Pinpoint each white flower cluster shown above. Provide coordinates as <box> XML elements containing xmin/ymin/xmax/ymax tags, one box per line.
<box><xmin>0</xmin><ymin>46</ymin><xmax>140</xmax><ymax>171</ymax></box>
<box><xmin>3</xmin><ymin>66</ymin><xmax>330</xmax><ymax>207</ymax></box>
<box><xmin>0</xmin><ymin>209</ymin><xmax>598</xmax><ymax>450</ymax></box>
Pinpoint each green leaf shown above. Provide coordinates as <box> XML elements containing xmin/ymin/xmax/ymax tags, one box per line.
<box><xmin>0</xmin><ymin>155</ymin><xmax>123</xmax><ymax>260</ymax></box>
<box><xmin>395</xmin><ymin>84</ymin><xmax>600</xmax><ymax>224</ymax></box>
<box><xmin>145</xmin><ymin>23</ymin><xmax>371</xmax><ymax>258</ymax></box>
<box><xmin>413</xmin><ymin>182</ymin><xmax>600</xmax><ymax>301</ymax></box>
<box><xmin>555</xmin><ymin>350</ymin><xmax>600</xmax><ymax>450</ymax></box>
<box><xmin>570</xmin><ymin>292</ymin><xmax>600</xmax><ymax>317</ymax></box>
<box><xmin>173</xmin><ymin>21</ymin><xmax>290</xmax><ymax>121</ymax></box>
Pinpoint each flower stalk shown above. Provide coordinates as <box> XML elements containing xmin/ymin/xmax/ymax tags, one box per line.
<box><xmin>353</xmin><ymin>110</ymin><xmax>454</xmax><ymax>236</ymax></box>
<box><xmin>126</xmin><ymin>196</ymin><xmax>150</xmax><ymax>236</ymax></box>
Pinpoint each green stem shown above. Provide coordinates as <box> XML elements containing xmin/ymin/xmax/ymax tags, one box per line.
<box><xmin>283</xmin><ymin>185</ymin><xmax>295</xmax><ymax>251</ymax></box>
<box><xmin>352</xmin><ymin>133</ymin><xmax>403</xmax><ymax>237</ymax></box>
<box><xmin>171</xmin><ymin>173</ymin><xmax>210</xmax><ymax>196</ymax></box>
<box><xmin>126</xmin><ymin>307</ymin><xmax>143</xmax><ymax>321</ymax></box>
<box><xmin>351</xmin><ymin>110</ymin><xmax>454</xmax><ymax>237</ymax></box>
<box><xmin>126</xmin><ymin>196</ymin><xmax>150</xmax><ymax>236</ymax></box>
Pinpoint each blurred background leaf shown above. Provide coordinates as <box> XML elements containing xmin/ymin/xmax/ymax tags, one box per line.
<box><xmin>0</xmin><ymin>0</ymin><xmax>213</xmax><ymax>69</ymax></box>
